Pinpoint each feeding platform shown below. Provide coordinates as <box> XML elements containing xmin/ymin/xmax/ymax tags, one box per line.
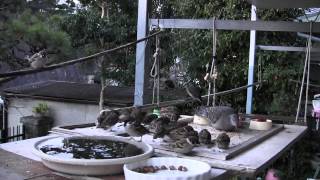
<box><xmin>149</xmin><ymin>122</ymin><xmax>284</xmax><ymax>160</ymax></box>
<box><xmin>53</xmin><ymin>117</ymin><xmax>284</xmax><ymax>161</ymax></box>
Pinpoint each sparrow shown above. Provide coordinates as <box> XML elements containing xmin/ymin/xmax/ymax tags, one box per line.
<box><xmin>153</xmin><ymin>121</ymin><xmax>167</xmax><ymax>139</ymax></box>
<box><xmin>118</xmin><ymin>109</ymin><xmax>131</xmax><ymax>123</ymax></box>
<box><xmin>160</xmin><ymin>106</ymin><xmax>180</xmax><ymax>122</ymax></box>
<box><xmin>188</xmin><ymin>135</ymin><xmax>200</xmax><ymax>145</ymax></box>
<box><xmin>169</xmin><ymin>138</ymin><xmax>194</xmax><ymax>154</ymax></box>
<box><xmin>97</xmin><ymin>109</ymin><xmax>119</xmax><ymax>129</ymax></box>
<box><xmin>121</xmin><ymin>107</ymin><xmax>146</xmax><ymax>126</ymax></box>
<box><xmin>125</xmin><ymin>122</ymin><xmax>149</xmax><ymax>141</ymax></box>
<box><xmin>152</xmin><ymin>116</ymin><xmax>176</xmax><ymax>139</ymax></box>
<box><xmin>199</xmin><ymin>129</ymin><xmax>212</xmax><ymax>145</ymax></box>
<box><xmin>168</xmin><ymin>126</ymin><xmax>198</xmax><ymax>141</ymax></box>
<box><xmin>142</xmin><ymin>113</ymin><xmax>159</xmax><ymax>125</ymax></box>
<box><xmin>164</xmin><ymin>79</ymin><xmax>175</xmax><ymax>89</ymax></box>
<box><xmin>216</xmin><ymin>133</ymin><xmax>230</xmax><ymax>149</ymax></box>
<box><xmin>184</xmin><ymin>82</ymin><xmax>202</xmax><ymax>103</ymax></box>
<box><xmin>129</xmin><ymin>107</ymin><xmax>147</xmax><ymax>125</ymax></box>
<box><xmin>26</xmin><ymin>50</ymin><xmax>47</xmax><ymax>69</ymax></box>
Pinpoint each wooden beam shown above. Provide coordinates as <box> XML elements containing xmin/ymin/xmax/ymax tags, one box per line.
<box><xmin>150</xmin><ymin>19</ymin><xmax>320</xmax><ymax>33</ymax></box>
<box><xmin>246</xmin><ymin>0</ymin><xmax>320</xmax><ymax>9</ymax></box>
<box><xmin>257</xmin><ymin>45</ymin><xmax>320</xmax><ymax>52</ymax></box>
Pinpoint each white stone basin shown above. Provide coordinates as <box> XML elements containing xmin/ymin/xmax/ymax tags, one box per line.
<box><xmin>32</xmin><ymin>136</ymin><xmax>154</xmax><ymax>176</ymax></box>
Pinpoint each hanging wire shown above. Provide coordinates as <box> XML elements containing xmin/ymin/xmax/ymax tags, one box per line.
<box><xmin>295</xmin><ymin>22</ymin><xmax>312</xmax><ymax>124</ymax></box>
<box><xmin>304</xmin><ymin>22</ymin><xmax>312</xmax><ymax>123</ymax></box>
<box><xmin>206</xmin><ymin>18</ymin><xmax>218</xmax><ymax>107</ymax></box>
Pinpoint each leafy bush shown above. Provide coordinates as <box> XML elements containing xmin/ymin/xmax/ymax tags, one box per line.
<box><xmin>32</xmin><ymin>103</ymin><xmax>49</xmax><ymax>116</ymax></box>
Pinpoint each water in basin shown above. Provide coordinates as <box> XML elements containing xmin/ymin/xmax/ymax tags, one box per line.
<box><xmin>39</xmin><ymin>137</ymin><xmax>143</xmax><ymax>159</ymax></box>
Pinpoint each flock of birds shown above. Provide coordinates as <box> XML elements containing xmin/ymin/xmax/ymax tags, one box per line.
<box><xmin>97</xmin><ymin>84</ymin><xmax>239</xmax><ymax>154</ymax></box>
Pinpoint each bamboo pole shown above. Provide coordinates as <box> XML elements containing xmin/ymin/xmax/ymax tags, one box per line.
<box><xmin>103</xmin><ymin>81</ymin><xmax>264</xmax><ymax>112</ymax></box>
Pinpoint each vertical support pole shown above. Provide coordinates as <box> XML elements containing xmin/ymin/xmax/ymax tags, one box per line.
<box><xmin>246</xmin><ymin>5</ymin><xmax>257</xmax><ymax>114</ymax></box>
<box><xmin>134</xmin><ymin>0</ymin><xmax>149</xmax><ymax>106</ymax></box>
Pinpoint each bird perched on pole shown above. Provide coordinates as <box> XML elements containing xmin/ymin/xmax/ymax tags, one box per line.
<box><xmin>184</xmin><ymin>81</ymin><xmax>202</xmax><ymax>104</ymax></box>
<box><xmin>26</xmin><ymin>50</ymin><xmax>47</xmax><ymax>69</ymax></box>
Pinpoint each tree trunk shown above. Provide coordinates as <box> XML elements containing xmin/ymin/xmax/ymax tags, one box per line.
<box><xmin>98</xmin><ymin>0</ymin><xmax>109</xmax><ymax>111</ymax></box>
<box><xmin>99</xmin><ymin>81</ymin><xmax>106</xmax><ymax>111</ymax></box>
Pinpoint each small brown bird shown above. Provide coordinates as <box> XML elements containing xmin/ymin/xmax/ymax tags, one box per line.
<box><xmin>129</xmin><ymin>107</ymin><xmax>147</xmax><ymax>125</ymax></box>
<box><xmin>216</xmin><ymin>133</ymin><xmax>230</xmax><ymax>149</ymax></box>
<box><xmin>168</xmin><ymin>126</ymin><xmax>198</xmax><ymax>141</ymax></box>
<box><xmin>184</xmin><ymin>82</ymin><xmax>202</xmax><ymax>103</ymax></box>
<box><xmin>97</xmin><ymin>110</ymin><xmax>119</xmax><ymax>129</ymax></box>
<box><xmin>142</xmin><ymin>113</ymin><xmax>159</xmax><ymax>125</ymax></box>
<box><xmin>169</xmin><ymin>138</ymin><xmax>194</xmax><ymax>154</ymax></box>
<box><xmin>153</xmin><ymin>121</ymin><xmax>167</xmax><ymax>139</ymax></box>
<box><xmin>125</xmin><ymin>122</ymin><xmax>149</xmax><ymax>141</ymax></box>
<box><xmin>160</xmin><ymin>106</ymin><xmax>180</xmax><ymax>122</ymax></box>
<box><xmin>118</xmin><ymin>109</ymin><xmax>131</xmax><ymax>123</ymax></box>
<box><xmin>199</xmin><ymin>129</ymin><xmax>212</xmax><ymax>144</ymax></box>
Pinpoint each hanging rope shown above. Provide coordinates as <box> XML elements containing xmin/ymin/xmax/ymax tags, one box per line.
<box><xmin>150</xmin><ymin>32</ymin><xmax>161</xmax><ymax>106</ymax></box>
<box><xmin>205</xmin><ymin>18</ymin><xmax>218</xmax><ymax>107</ymax></box>
<box><xmin>256</xmin><ymin>56</ymin><xmax>262</xmax><ymax>90</ymax></box>
<box><xmin>295</xmin><ymin>22</ymin><xmax>313</xmax><ymax>124</ymax></box>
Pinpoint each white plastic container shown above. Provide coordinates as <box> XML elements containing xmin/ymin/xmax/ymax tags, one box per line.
<box><xmin>124</xmin><ymin>157</ymin><xmax>211</xmax><ymax>180</ymax></box>
<box><xmin>193</xmin><ymin>115</ymin><xmax>210</xmax><ymax>125</ymax></box>
<box><xmin>249</xmin><ymin>119</ymin><xmax>272</xmax><ymax>131</ymax></box>
<box><xmin>32</xmin><ymin>136</ymin><xmax>153</xmax><ymax>176</ymax></box>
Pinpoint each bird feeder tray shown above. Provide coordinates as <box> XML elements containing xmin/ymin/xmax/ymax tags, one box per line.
<box><xmin>150</xmin><ymin>122</ymin><xmax>284</xmax><ymax>160</ymax></box>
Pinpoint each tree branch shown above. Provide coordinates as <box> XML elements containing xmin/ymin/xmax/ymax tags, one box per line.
<box><xmin>0</xmin><ymin>30</ymin><xmax>163</xmax><ymax>78</ymax></box>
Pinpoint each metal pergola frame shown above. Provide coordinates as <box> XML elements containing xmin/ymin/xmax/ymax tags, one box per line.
<box><xmin>134</xmin><ymin>0</ymin><xmax>320</xmax><ymax>114</ymax></box>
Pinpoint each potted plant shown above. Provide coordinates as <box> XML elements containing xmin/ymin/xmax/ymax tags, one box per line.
<box><xmin>20</xmin><ymin>102</ymin><xmax>53</xmax><ymax>139</ymax></box>
<box><xmin>32</xmin><ymin>103</ymin><xmax>50</xmax><ymax>117</ymax></box>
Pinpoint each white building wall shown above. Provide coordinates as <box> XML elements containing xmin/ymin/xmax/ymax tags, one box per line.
<box><xmin>7</xmin><ymin>98</ymin><xmax>100</xmax><ymax>128</ymax></box>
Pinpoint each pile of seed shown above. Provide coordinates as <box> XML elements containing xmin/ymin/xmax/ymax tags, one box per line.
<box><xmin>133</xmin><ymin>165</ymin><xmax>188</xmax><ymax>173</ymax></box>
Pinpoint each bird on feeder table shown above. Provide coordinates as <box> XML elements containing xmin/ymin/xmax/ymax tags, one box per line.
<box><xmin>118</xmin><ymin>109</ymin><xmax>131</xmax><ymax>123</ymax></box>
<box><xmin>216</xmin><ymin>132</ymin><xmax>230</xmax><ymax>149</ymax></box>
<box><xmin>153</xmin><ymin>121</ymin><xmax>167</xmax><ymax>139</ymax></box>
<box><xmin>199</xmin><ymin>129</ymin><xmax>212</xmax><ymax>145</ymax></box>
<box><xmin>142</xmin><ymin>113</ymin><xmax>159</xmax><ymax>125</ymax></box>
<box><xmin>168</xmin><ymin>126</ymin><xmax>198</xmax><ymax>142</ymax></box>
<box><xmin>129</xmin><ymin>107</ymin><xmax>147</xmax><ymax>125</ymax></box>
<box><xmin>125</xmin><ymin>122</ymin><xmax>149</xmax><ymax>142</ymax></box>
<box><xmin>152</xmin><ymin>116</ymin><xmax>171</xmax><ymax>138</ymax></box>
<box><xmin>169</xmin><ymin>138</ymin><xmax>194</xmax><ymax>154</ymax></box>
<box><xmin>97</xmin><ymin>109</ymin><xmax>120</xmax><ymax>129</ymax></box>
<box><xmin>160</xmin><ymin>106</ymin><xmax>180</xmax><ymax>122</ymax></box>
